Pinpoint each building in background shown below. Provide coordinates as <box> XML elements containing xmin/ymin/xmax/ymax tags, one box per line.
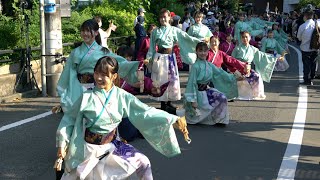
<box><xmin>239</xmin><ymin>0</ymin><xmax>300</xmax><ymax>14</ymax></box>
<box><xmin>283</xmin><ymin>0</ymin><xmax>300</xmax><ymax>13</ymax></box>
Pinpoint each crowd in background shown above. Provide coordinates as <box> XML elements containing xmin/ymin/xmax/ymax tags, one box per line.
<box><xmin>54</xmin><ymin>2</ymin><xmax>320</xmax><ymax>179</ymax></box>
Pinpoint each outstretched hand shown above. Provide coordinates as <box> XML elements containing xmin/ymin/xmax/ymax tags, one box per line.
<box><xmin>173</xmin><ymin>116</ymin><xmax>191</xmax><ymax>144</ymax></box>
<box><xmin>54</xmin><ymin>147</ymin><xmax>67</xmax><ymax>171</ymax></box>
<box><xmin>143</xmin><ymin>59</ymin><xmax>149</xmax><ymax>65</ymax></box>
<box><xmin>278</xmin><ymin>56</ymin><xmax>284</xmax><ymax>61</ymax></box>
<box><xmin>109</xmin><ymin>20</ymin><xmax>117</xmax><ymax>31</ymax></box>
<box><xmin>57</xmin><ymin>147</ymin><xmax>67</xmax><ymax>159</ymax></box>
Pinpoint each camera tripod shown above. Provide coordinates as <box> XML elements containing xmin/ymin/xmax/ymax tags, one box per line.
<box><xmin>14</xmin><ymin>12</ymin><xmax>40</xmax><ymax>93</ymax></box>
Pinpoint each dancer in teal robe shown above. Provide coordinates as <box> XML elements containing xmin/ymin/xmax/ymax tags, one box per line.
<box><xmin>261</xmin><ymin>30</ymin><xmax>289</xmax><ymax>71</ymax></box>
<box><xmin>145</xmin><ymin>8</ymin><xmax>201</xmax><ymax>114</ymax></box>
<box><xmin>187</xmin><ymin>11</ymin><xmax>212</xmax><ymax>41</ymax></box>
<box><xmin>57</xmin><ymin>56</ymin><xmax>189</xmax><ymax>179</ymax></box>
<box><xmin>184</xmin><ymin>42</ymin><xmax>238</xmax><ymax>125</ymax></box>
<box><xmin>232</xmin><ymin>31</ymin><xmax>277</xmax><ymax>100</ymax></box>
<box><xmin>234</xmin><ymin>14</ymin><xmax>264</xmax><ymax>43</ymax></box>
<box><xmin>57</xmin><ymin>19</ymin><xmax>139</xmax><ymax>116</ymax></box>
<box><xmin>272</xmin><ymin>23</ymin><xmax>288</xmax><ymax>50</ymax></box>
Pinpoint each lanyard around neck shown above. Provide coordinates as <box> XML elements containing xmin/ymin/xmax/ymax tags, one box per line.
<box><xmin>93</xmin><ymin>87</ymin><xmax>115</xmax><ymax>125</ymax></box>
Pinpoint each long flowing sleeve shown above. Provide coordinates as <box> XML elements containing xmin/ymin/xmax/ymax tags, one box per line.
<box><xmin>119</xmin><ymin>89</ymin><xmax>181</xmax><ymax>157</ymax></box>
<box><xmin>146</xmin><ymin>29</ymin><xmax>157</xmax><ymax>62</ymax></box>
<box><xmin>175</xmin><ymin>27</ymin><xmax>201</xmax><ymax>64</ymax></box>
<box><xmin>209</xmin><ymin>63</ymin><xmax>238</xmax><ymax>99</ymax></box>
<box><xmin>253</xmin><ymin>50</ymin><xmax>277</xmax><ymax>83</ymax></box>
<box><xmin>221</xmin><ymin>51</ymin><xmax>246</xmax><ymax>74</ymax></box>
<box><xmin>57</xmin><ymin>50</ymin><xmax>84</xmax><ymax>114</ymax></box>
<box><xmin>184</xmin><ymin>63</ymin><xmax>198</xmax><ymax>102</ymax></box>
<box><xmin>234</xmin><ymin>22</ymin><xmax>241</xmax><ymax>42</ymax></box>
<box><xmin>275</xmin><ymin>41</ymin><xmax>285</xmax><ymax>54</ymax></box>
<box><xmin>231</xmin><ymin>45</ymin><xmax>240</xmax><ymax>59</ymax></box>
<box><xmin>56</xmin><ymin>97</ymin><xmax>83</xmax><ymax>148</ymax></box>
<box><xmin>107</xmin><ymin>52</ymin><xmax>139</xmax><ymax>85</ymax></box>
<box><xmin>187</xmin><ymin>24</ymin><xmax>212</xmax><ymax>40</ymax></box>
<box><xmin>186</xmin><ymin>25</ymin><xmax>195</xmax><ymax>37</ymax></box>
<box><xmin>280</xmin><ymin>29</ymin><xmax>288</xmax><ymax>40</ymax></box>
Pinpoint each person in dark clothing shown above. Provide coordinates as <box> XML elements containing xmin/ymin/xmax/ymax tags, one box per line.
<box><xmin>134</xmin><ymin>16</ymin><xmax>146</xmax><ymax>61</ymax></box>
<box><xmin>297</xmin><ymin>9</ymin><xmax>317</xmax><ymax>85</ymax></box>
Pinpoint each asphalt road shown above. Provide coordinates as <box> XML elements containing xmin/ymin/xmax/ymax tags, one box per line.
<box><xmin>0</xmin><ymin>45</ymin><xmax>319</xmax><ymax>180</ymax></box>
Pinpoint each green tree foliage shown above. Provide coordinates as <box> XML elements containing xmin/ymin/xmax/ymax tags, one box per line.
<box><xmin>0</xmin><ymin>0</ymin><xmax>188</xmax><ymax>51</ymax></box>
<box><xmin>0</xmin><ymin>16</ymin><xmax>20</xmax><ymax>49</ymax></box>
<box><xmin>149</xmin><ymin>0</ymin><xmax>186</xmax><ymax>22</ymax></box>
<box><xmin>298</xmin><ymin>0</ymin><xmax>320</xmax><ymax>9</ymax></box>
<box><xmin>218</xmin><ymin>0</ymin><xmax>239</xmax><ymax>13</ymax></box>
<box><xmin>107</xmin><ymin>0</ymin><xmax>151</xmax><ymax>14</ymax></box>
<box><xmin>0</xmin><ymin>0</ymin><xmax>40</xmax><ymax>49</ymax></box>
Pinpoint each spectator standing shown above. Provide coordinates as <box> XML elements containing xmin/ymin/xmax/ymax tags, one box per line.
<box><xmin>297</xmin><ymin>9</ymin><xmax>318</xmax><ymax>85</ymax></box>
<box><xmin>172</xmin><ymin>15</ymin><xmax>182</xmax><ymax>29</ymax></box>
<box><xmin>134</xmin><ymin>8</ymin><xmax>146</xmax><ymax>27</ymax></box>
<box><xmin>134</xmin><ymin>16</ymin><xmax>146</xmax><ymax>60</ymax></box>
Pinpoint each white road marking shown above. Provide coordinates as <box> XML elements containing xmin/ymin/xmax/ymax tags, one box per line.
<box><xmin>0</xmin><ymin>111</ymin><xmax>52</xmax><ymax>132</ymax></box>
<box><xmin>277</xmin><ymin>45</ymin><xmax>308</xmax><ymax>180</ymax></box>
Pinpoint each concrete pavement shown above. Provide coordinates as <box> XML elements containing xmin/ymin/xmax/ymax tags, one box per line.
<box><xmin>0</xmin><ymin>45</ymin><xmax>319</xmax><ymax>180</ymax></box>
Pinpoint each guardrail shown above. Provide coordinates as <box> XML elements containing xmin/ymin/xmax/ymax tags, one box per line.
<box><xmin>0</xmin><ymin>35</ymin><xmax>135</xmax><ymax>65</ymax></box>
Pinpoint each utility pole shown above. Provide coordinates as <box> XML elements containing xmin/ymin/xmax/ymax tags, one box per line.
<box><xmin>40</xmin><ymin>0</ymin><xmax>47</xmax><ymax>96</ymax></box>
<box><xmin>45</xmin><ymin>0</ymin><xmax>63</xmax><ymax>96</ymax></box>
<box><xmin>0</xmin><ymin>0</ymin><xmax>2</xmax><ymax>15</ymax></box>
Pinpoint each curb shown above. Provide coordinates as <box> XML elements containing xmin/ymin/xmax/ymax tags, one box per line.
<box><xmin>0</xmin><ymin>90</ymin><xmax>41</xmax><ymax>103</ymax></box>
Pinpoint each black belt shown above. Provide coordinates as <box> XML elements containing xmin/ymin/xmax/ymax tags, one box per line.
<box><xmin>84</xmin><ymin>128</ymin><xmax>116</xmax><ymax>145</ymax></box>
<box><xmin>266</xmin><ymin>49</ymin><xmax>275</xmax><ymax>54</ymax></box>
<box><xmin>77</xmin><ymin>73</ymin><xmax>94</xmax><ymax>83</ymax></box>
<box><xmin>198</xmin><ymin>84</ymin><xmax>208</xmax><ymax>91</ymax></box>
<box><xmin>158</xmin><ymin>48</ymin><xmax>173</xmax><ymax>54</ymax></box>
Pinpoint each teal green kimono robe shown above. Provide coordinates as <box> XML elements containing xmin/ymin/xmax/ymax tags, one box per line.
<box><xmin>187</xmin><ymin>23</ymin><xmax>213</xmax><ymax>40</ymax></box>
<box><xmin>246</xmin><ymin>19</ymin><xmax>264</xmax><ymax>30</ymax></box>
<box><xmin>57</xmin><ymin>42</ymin><xmax>139</xmax><ymax>115</ymax></box>
<box><xmin>146</xmin><ymin>25</ymin><xmax>201</xmax><ymax>64</ymax></box>
<box><xmin>273</xmin><ymin>30</ymin><xmax>288</xmax><ymax>49</ymax></box>
<box><xmin>253</xmin><ymin>17</ymin><xmax>275</xmax><ymax>28</ymax></box>
<box><xmin>261</xmin><ymin>37</ymin><xmax>285</xmax><ymax>54</ymax></box>
<box><xmin>57</xmin><ymin>86</ymin><xmax>181</xmax><ymax>171</ymax></box>
<box><xmin>234</xmin><ymin>21</ymin><xmax>264</xmax><ymax>43</ymax></box>
<box><xmin>231</xmin><ymin>43</ymin><xmax>277</xmax><ymax>83</ymax></box>
<box><xmin>184</xmin><ymin>59</ymin><xmax>238</xmax><ymax>100</ymax></box>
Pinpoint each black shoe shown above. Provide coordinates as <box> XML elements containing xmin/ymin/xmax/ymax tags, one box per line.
<box><xmin>160</xmin><ymin>101</ymin><xmax>167</xmax><ymax>110</ymax></box>
<box><xmin>300</xmin><ymin>81</ymin><xmax>313</xmax><ymax>86</ymax></box>
<box><xmin>165</xmin><ymin>105</ymin><xmax>177</xmax><ymax>115</ymax></box>
<box><xmin>166</xmin><ymin>101</ymin><xmax>177</xmax><ymax>109</ymax></box>
<box><xmin>214</xmin><ymin>123</ymin><xmax>227</xmax><ymax>127</ymax></box>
